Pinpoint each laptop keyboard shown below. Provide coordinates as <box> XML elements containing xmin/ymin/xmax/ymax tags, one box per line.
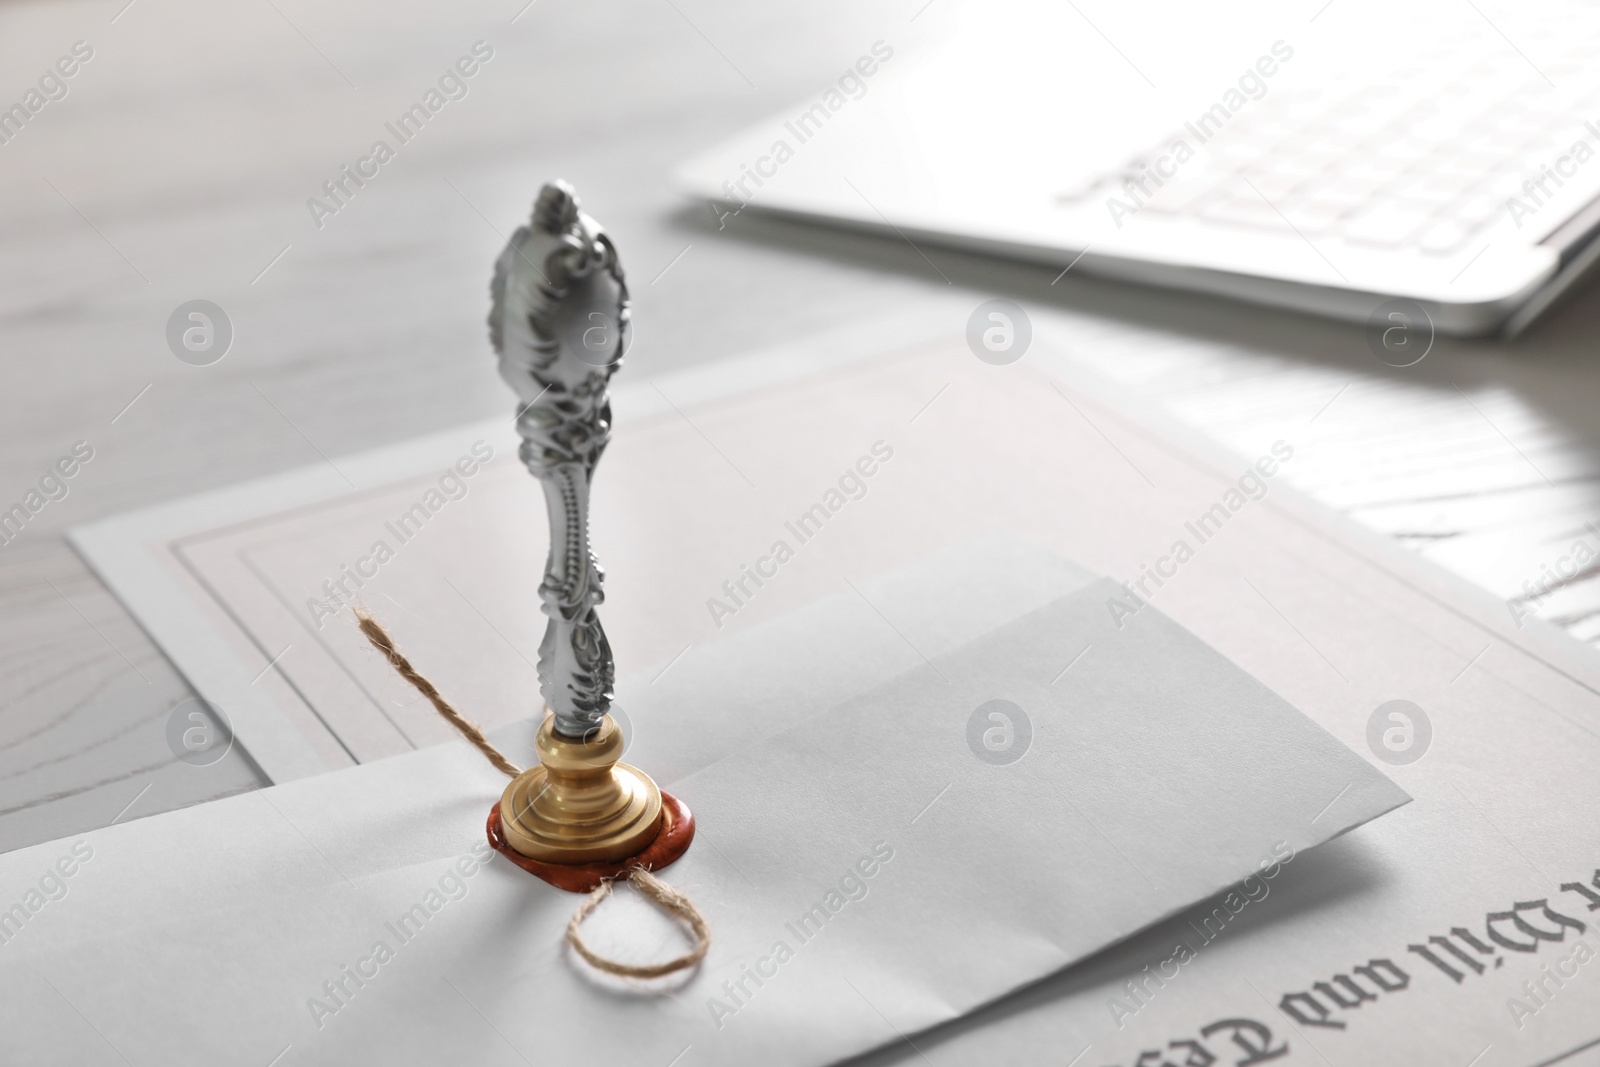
<box><xmin>1056</xmin><ymin>20</ymin><xmax>1600</xmax><ymax>255</ymax></box>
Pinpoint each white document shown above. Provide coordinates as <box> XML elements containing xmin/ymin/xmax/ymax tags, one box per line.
<box><xmin>0</xmin><ymin>537</ymin><xmax>1403</xmax><ymax>1067</ymax></box>
<box><xmin>66</xmin><ymin>313</ymin><xmax>945</xmax><ymax>783</ymax></box>
<box><xmin>63</xmin><ymin>326</ymin><xmax>1600</xmax><ymax>1066</ymax></box>
<box><xmin>845</xmin><ymin>735</ymin><xmax>1600</xmax><ymax>1067</ymax></box>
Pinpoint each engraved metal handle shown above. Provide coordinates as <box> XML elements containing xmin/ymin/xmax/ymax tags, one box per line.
<box><xmin>488</xmin><ymin>180</ymin><xmax>630</xmax><ymax>738</ymax></box>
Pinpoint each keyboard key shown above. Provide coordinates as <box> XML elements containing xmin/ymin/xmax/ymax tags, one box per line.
<box><xmin>1277</xmin><ymin>200</ymin><xmax>1347</xmax><ymax>234</ymax></box>
<box><xmin>1437</xmin><ymin>152</ymin><xmax>1506</xmax><ymax>181</ymax></box>
<box><xmin>1340</xmin><ymin>202</ymin><xmax>1436</xmax><ymax>247</ymax></box>
<box><xmin>1336</xmin><ymin>155</ymin><xmax>1415</xmax><ymax>186</ymax></box>
<box><xmin>1315</xmin><ymin>176</ymin><xmax>1390</xmax><ymax>206</ymax></box>
<box><xmin>1416</xmin><ymin>219</ymin><xmax>1476</xmax><ymax>255</ymax></box>
<box><xmin>1198</xmin><ymin>194</ymin><xmax>1291</xmax><ymax>231</ymax></box>
<box><xmin>1142</xmin><ymin>174</ymin><xmax>1229</xmax><ymax>214</ymax></box>
<box><xmin>1451</xmin><ymin>191</ymin><xmax>1507</xmax><ymax>227</ymax></box>
<box><xmin>1237</xmin><ymin>169</ymin><xmax>1307</xmax><ymax>202</ymax></box>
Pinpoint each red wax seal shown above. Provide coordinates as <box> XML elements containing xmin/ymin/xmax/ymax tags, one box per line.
<box><xmin>486</xmin><ymin>792</ymin><xmax>696</xmax><ymax>893</ymax></box>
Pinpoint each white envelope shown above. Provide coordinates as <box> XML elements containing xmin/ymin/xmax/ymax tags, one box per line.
<box><xmin>0</xmin><ymin>536</ymin><xmax>1405</xmax><ymax>1067</ymax></box>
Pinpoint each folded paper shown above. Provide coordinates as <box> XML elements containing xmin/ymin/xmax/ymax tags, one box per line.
<box><xmin>0</xmin><ymin>537</ymin><xmax>1405</xmax><ymax>1067</ymax></box>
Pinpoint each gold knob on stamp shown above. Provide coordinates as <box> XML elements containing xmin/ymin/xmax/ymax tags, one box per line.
<box><xmin>498</xmin><ymin>715</ymin><xmax>663</xmax><ymax>864</ymax></box>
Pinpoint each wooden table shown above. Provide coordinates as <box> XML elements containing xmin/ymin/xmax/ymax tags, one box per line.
<box><xmin>4</xmin><ymin>0</ymin><xmax>1599</xmax><ymax>853</ymax></box>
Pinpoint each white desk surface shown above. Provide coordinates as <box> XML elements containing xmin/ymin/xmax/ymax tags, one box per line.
<box><xmin>4</xmin><ymin>0</ymin><xmax>1600</xmax><ymax>852</ymax></box>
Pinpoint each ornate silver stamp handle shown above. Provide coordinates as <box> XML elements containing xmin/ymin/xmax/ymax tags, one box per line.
<box><xmin>488</xmin><ymin>180</ymin><xmax>630</xmax><ymax>739</ymax></box>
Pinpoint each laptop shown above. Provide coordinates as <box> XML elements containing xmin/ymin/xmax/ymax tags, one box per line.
<box><xmin>676</xmin><ymin>0</ymin><xmax>1600</xmax><ymax>336</ymax></box>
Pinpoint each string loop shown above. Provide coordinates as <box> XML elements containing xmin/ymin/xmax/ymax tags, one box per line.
<box><xmin>566</xmin><ymin>867</ymin><xmax>712</xmax><ymax>978</ymax></box>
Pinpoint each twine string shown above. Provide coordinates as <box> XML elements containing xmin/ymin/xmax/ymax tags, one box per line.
<box><xmin>354</xmin><ymin>610</ymin><xmax>711</xmax><ymax>979</ymax></box>
<box><xmin>566</xmin><ymin>867</ymin><xmax>712</xmax><ymax>979</ymax></box>
<box><xmin>355</xmin><ymin>611</ymin><xmax>522</xmax><ymax>778</ymax></box>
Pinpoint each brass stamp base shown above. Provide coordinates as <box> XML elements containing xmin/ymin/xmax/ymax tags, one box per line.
<box><xmin>487</xmin><ymin>791</ymin><xmax>696</xmax><ymax>893</ymax></box>
<box><xmin>498</xmin><ymin>715</ymin><xmax>663</xmax><ymax>864</ymax></box>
